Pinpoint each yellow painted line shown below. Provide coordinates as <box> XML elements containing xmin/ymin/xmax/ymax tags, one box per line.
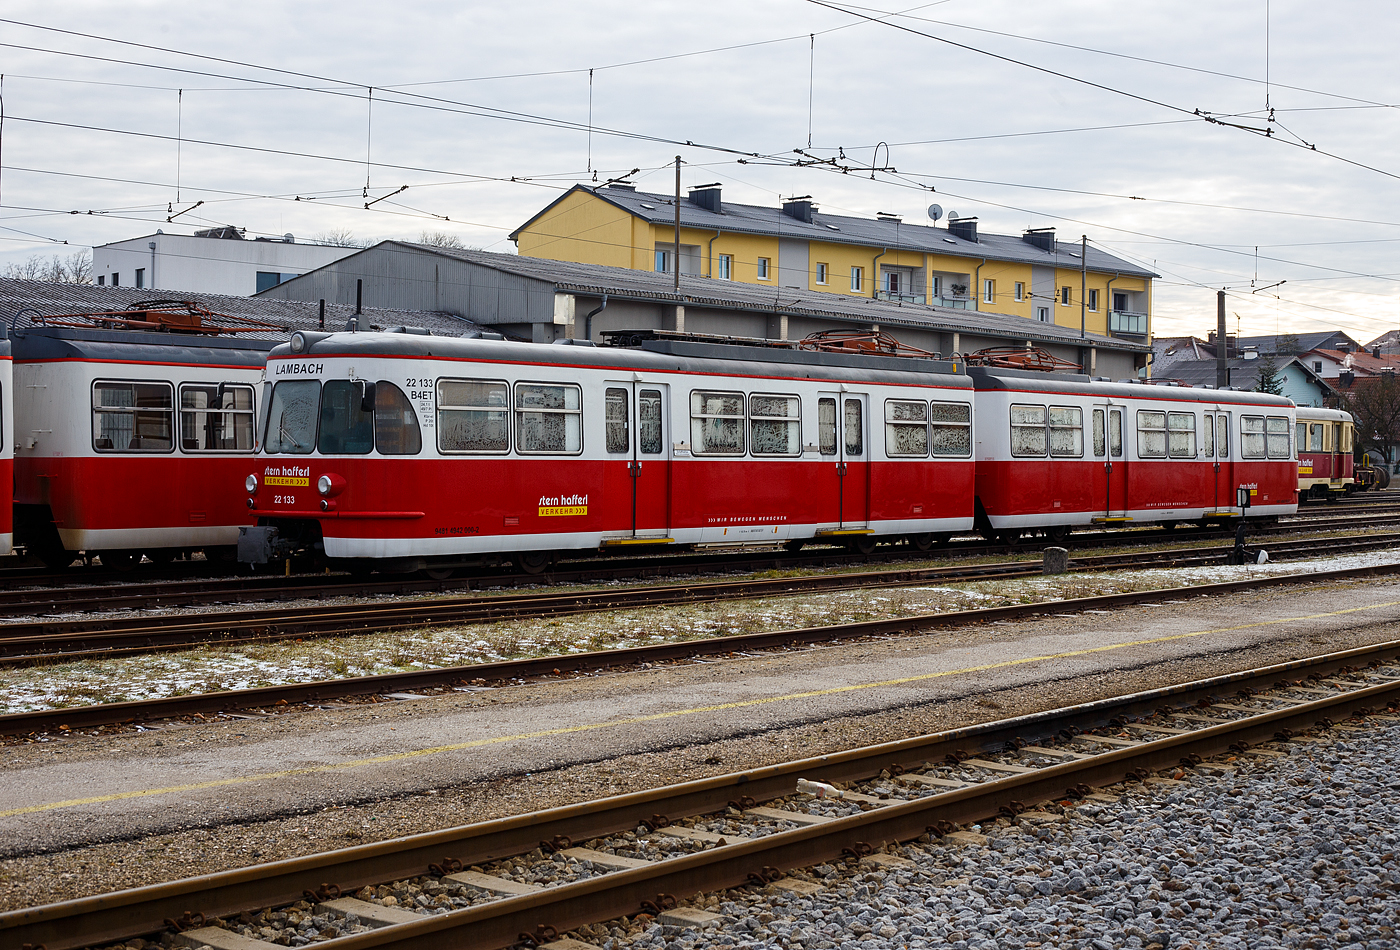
<box><xmin>7</xmin><ymin>597</ymin><xmax>1400</xmax><ymax>819</ymax></box>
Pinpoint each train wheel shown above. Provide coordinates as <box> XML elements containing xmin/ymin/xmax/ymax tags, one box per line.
<box><xmin>908</xmin><ymin>533</ymin><xmax>934</xmax><ymax>552</ymax></box>
<box><xmin>514</xmin><ymin>551</ymin><xmax>552</xmax><ymax>575</ymax></box>
<box><xmin>1160</xmin><ymin>521</ymin><xmax>1177</xmax><ymax>532</ymax></box>
<box><xmin>782</xmin><ymin>539</ymin><xmax>806</xmax><ymax>553</ymax></box>
<box><xmin>1044</xmin><ymin>525</ymin><xmax>1072</xmax><ymax>545</ymax></box>
<box><xmin>101</xmin><ymin>550</ymin><xmax>141</xmax><ymax>572</ymax></box>
<box><xmin>423</xmin><ymin>566</ymin><xmax>455</xmax><ymax>581</ymax></box>
<box><xmin>37</xmin><ymin>546</ymin><xmax>77</xmax><ymax>570</ymax></box>
<box><xmin>846</xmin><ymin>535</ymin><xmax>878</xmax><ymax>556</ymax></box>
<box><xmin>996</xmin><ymin>529</ymin><xmax>1022</xmax><ymax>546</ymax></box>
<box><xmin>146</xmin><ymin>549</ymin><xmax>177</xmax><ymax>566</ymax></box>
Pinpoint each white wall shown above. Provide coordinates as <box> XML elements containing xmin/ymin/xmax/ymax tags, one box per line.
<box><xmin>93</xmin><ymin>234</ymin><xmax>355</xmax><ymax>297</ymax></box>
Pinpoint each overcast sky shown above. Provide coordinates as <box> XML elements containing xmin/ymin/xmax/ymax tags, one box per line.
<box><xmin>1</xmin><ymin>0</ymin><xmax>1397</xmax><ymax>342</ymax></box>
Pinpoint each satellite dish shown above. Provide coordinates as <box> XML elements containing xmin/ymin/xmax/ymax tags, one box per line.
<box><xmin>927</xmin><ymin>203</ymin><xmax>943</xmax><ymax>222</ymax></box>
<box><xmin>947</xmin><ymin>210</ymin><xmax>961</xmax><ymax>222</ymax></box>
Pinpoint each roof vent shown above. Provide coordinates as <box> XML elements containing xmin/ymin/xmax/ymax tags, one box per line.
<box><xmin>1022</xmin><ymin>227</ymin><xmax>1055</xmax><ymax>253</ymax></box>
<box><xmin>948</xmin><ymin>216</ymin><xmax>979</xmax><ymax>243</ymax></box>
<box><xmin>604</xmin><ymin>182</ymin><xmax>637</xmax><ymax>192</ymax></box>
<box><xmin>782</xmin><ymin>196</ymin><xmax>816</xmax><ymax>223</ymax></box>
<box><xmin>688</xmin><ymin>183</ymin><xmax>722</xmax><ymax>213</ymax></box>
<box><xmin>876</xmin><ymin>212</ymin><xmax>902</xmax><ymax>222</ymax></box>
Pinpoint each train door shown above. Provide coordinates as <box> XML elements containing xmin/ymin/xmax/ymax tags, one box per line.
<box><xmin>840</xmin><ymin>394</ymin><xmax>870</xmax><ymax>528</ymax></box>
<box><xmin>1095</xmin><ymin>403</ymin><xmax>1127</xmax><ymax>518</ymax></box>
<box><xmin>1212</xmin><ymin>410</ymin><xmax>1232</xmax><ymax>510</ymax></box>
<box><xmin>604</xmin><ymin>381</ymin><xmax>670</xmax><ymax>538</ymax></box>
<box><xmin>1331</xmin><ymin>420</ymin><xmax>1344</xmax><ymax>483</ymax></box>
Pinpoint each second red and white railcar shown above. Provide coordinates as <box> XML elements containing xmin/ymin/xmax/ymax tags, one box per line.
<box><xmin>971</xmin><ymin>368</ymin><xmax>1298</xmax><ymax>541</ymax></box>
<box><xmin>1295</xmin><ymin>406</ymin><xmax>1355</xmax><ymax>501</ymax></box>
<box><xmin>12</xmin><ymin>320</ymin><xmax>271</xmax><ymax>568</ymax></box>
<box><xmin>240</xmin><ymin>330</ymin><xmax>977</xmax><ymax>571</ymax></box>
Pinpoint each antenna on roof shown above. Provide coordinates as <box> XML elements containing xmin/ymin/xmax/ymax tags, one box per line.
<box><xmin>927</xmin><ymin>204</ymin><xmax>943</xmax><ymax>222</ymax></box>
<box><xmin>947</xmin><ymin>210</ymin><xmax>960</xmax><ymax>222</ymax></box>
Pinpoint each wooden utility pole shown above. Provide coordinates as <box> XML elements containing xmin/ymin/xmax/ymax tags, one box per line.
<box><xmin>673</xmin><ymin>156</ymin><xmax>681</xmax><ymax>293</ymax></box>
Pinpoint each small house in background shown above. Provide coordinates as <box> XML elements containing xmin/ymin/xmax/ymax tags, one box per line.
<box><xmin>1155</xmin><ymin>354</ymin><xmax>1335</xmax><ymax>407</ymax></box>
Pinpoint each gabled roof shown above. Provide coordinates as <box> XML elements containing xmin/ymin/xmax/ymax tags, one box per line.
<box><xmin>511</xmin><ymin>184</ymin><xmax>1158</xmax><ymax>280</ymax></box>
<box><xmin>353</xmin><ymin>242</ymin><xmax>1149</xmax><ymax>352</ymax></box>
<box><xmin>1309</xmin><ymin>348</ymin><xmax>1400</xmax><ymax>376</ymax></box>
<box><xmin>0</xmin><ymin>277</ymin><xmax>478</xmax><ymax>341</ymax></box>
<box><xmin>1157</xmin><ymin>355</ymin><xmax>1334</xmax><ymax>393</ymax></box>
<box><xmin>1235</xmin><ymin>330</ymin><xmax>1359</xmax><ymax>355</ymax></box>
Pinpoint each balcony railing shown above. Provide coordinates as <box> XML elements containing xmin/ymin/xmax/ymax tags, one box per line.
<box><xmin>875</xmin><ymin>290</ymin><xmax>926</xmax><ymax>305</ymax></box>
<box><xmin>936</xmin><ymin>294</ymin><xmax>973</xmax><ymax>310</ymax></box>
<box><xmin>1110</xmin><ymin>310</ymin><xmax>1149</xmax><ymax>334</ymax></box>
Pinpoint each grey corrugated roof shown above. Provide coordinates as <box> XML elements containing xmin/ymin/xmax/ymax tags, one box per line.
<box><xmin>0</xmin><ymin>278</ymin><xmax>478</xmax><ymax>340</ymax></box>
<box><xmin>1159</xmin><ymin>356</ymin><xmax>1333</xmax><ymax>392</ymax></box>
<box><xmin>1235</xmin><ymin>330</ymin><xmax>1358</xmax><ymax>354</ymax></box>
<box><xmin>510</xmin><ymin>184</ymin><xmax>1158</xmax><ymax>280</ymax></box>
<box><xmin>389</xmin><ymin>242</ymin><xmax>1149</xmax><ymax>352</ymax></box>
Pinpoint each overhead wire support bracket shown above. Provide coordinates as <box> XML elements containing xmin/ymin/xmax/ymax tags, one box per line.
<box><xmin>166</xmin><ymin>199</ymin><xmax>203</xmax><ymax>222</ymax></box>
<box><xmin>364</xmin><ymin>184</ymin><xmax>408</xmax><ymax>209</ymax></box>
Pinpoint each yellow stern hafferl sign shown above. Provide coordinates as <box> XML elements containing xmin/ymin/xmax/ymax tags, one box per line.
<box><xmin>538</xmin><ymin>493</ymin><xmax>588</xmax><ymax>517</ymax></box>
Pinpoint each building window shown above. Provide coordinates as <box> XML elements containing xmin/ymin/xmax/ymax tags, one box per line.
<box><xmin>256</xmin><ymin>272</ymin><xmax>299</xmax><ymax>293</ymax></box>
<box><xmin>1037</xmin><ymin>306</ymin><xmax>1050</xmax><ymax>323</ymax></box>
<box><xmin>112</xmin><ymin>273</ymin><xmax>120</xmax><ymax>286</ymax></box>
<box><xmin>850</xmin><ymin>267</ymin><xmax>863</xmax><ymax>292</ymax></box>
<box><xmin>1014</xmin><ymin>282</ymin><xmax>1024</xmax><ymax>301</ymax></box>
<box><xmin>756</xmin><ymin>257</ymin><xmax>770</xmax><ymax>280</ymax></box>
<box><xmin>982</xmin><ymin>279</ymin><xmax>995</xmax><ymax>304</ymax></box>
<box><xmin>1087</xmin><ymin>289</ymin><xmax>1099</xmax><ymax>311</ymax></box>
<box><xmin>815</xmin><ymin>263</ymin><xmax>828</xmax><ymax>285</ymax></box>
<box><xmin>655</xmin><ymin>249</ymin><xmax>670</xmax><ymax>273</ymax></box>
<box><xmin>885</xmin><ymin>271</ymin><xmax>900</xmax><ymax>295</ymax></box>
<box><xmin>135</xmin><ymin>268</ymin><xmax>146</xmax><ymax>289</ymax></box>
<box><xmin>931</xmin><ymin>276</ymin><xmax>941</xmax><ymax>297</ymax></box>
<box><xmin>1060</xmin><ymin>286</ymin><xmax>1071</xmax><ymax>306</ymax></box>
<box><xmin>716</xmin><ymin>254</ymin><xmax>733</xmax><ymax>280</ymax></box>
<box><xmin>1313</xmin><ymin>360</ymin><xmax>1322</xmax><ymax>373</ymax></box>
<box><xmin>96</xmin><ymin>275</ymin><xmax>105</xmax><ymax>286</ymax></box>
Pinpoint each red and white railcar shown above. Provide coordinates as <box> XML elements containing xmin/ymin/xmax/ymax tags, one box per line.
<box><xmin>971</xmin><ymin>368</ymin><xmax>1298</xmax><ymax>541</ymax></box>
<box><xmin>1295</xmin><ymin>406</ymin><xmax>1355</xmax><ymax>501</ymax></box>
<box><xmin>0</xmin><ymin>330</ymin><xmax>13</xmax><ymax>556</ymax></box>
<box><xmin>240</xmin><ymin>330</ymin><xmax>977</xmax><ymax>572</ymax></box>
<box><xmin>12</xmin><ymin>313</ymin><xmax>272</xmax><ymax>568</ymax></box>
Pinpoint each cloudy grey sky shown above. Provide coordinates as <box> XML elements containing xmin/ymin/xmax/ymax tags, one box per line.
<box><xmin>1</xmin><ymin>0</ymin><xmax>1397</xmax><ymax>342</ymax></box>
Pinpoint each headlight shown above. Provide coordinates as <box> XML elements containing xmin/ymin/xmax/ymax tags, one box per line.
<box><xmin>317</xmin><ymin>473</ymin><xmax>347</xmax><ymax>497</ymax></box>
<box><xmin>245</xmin><ymin>474</ymin><xmax>258</xmax><ymax>492</ymax></box>
<box><xmin>318</xmin><ymin>475</ymin><xmax>332</xmax><ymax>495</ymax></box>
<box><xmin>290</xmin><ymin>331</ymin><xmax>306</xmax><ymax>354</ymax></box>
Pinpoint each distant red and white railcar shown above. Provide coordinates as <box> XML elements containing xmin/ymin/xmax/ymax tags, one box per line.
<box><xmin>240</xmin><ymin>330</ymin><xmax>977</xmax><ymax>572</ymax></box>
<box><xmin>970</xmin><ymin>368</ymin><xmax>1298</xmax><ymax>541</ymax></box>
<box><xmin>1295</xmin><ymin>406</ymin><xmax>1355</xmax><ymax>501</ymax></box>
<box><xmin>12</xmin><ymin>313</ymin><xmax>272</xmax><ymax>568</ymax></box>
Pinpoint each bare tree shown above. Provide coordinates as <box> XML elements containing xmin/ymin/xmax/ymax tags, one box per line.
<box><xmin>311</xmin><ymin>228</ymin><xmax>367</xmax><ymax>247</ymax></box>
<box><xmin>417</xmin><ymin>230</ymin><xmax>471</xmax><ymax>249</ymax></box>
<box><xmin>3</xmin><ymin>250</ymin><xmax>94</xmax><ymax>283</ymax></box>
<box><xmin>1341</xmin><ymin>372</ymin><xmax>1400</xmax><ymax>463</ymax></box>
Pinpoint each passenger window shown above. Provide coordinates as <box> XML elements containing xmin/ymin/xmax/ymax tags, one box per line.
<box><xmin>1110</xmin><ymin>410</ymin><xmax>1123</xmax><ymax>458</ymax></box>
<box><xmin>373</xmin><ymin>382</ymin><xmax>422</xmax><ymax>455</ymax></box>
<box><xmin>1092</xmin><ymin>409</ymin><xmax>1106</xmax><ymax>457</ymax></box>
<box><xmin>318</xmin><ymin>380</ymin><xmax>374</xmax><ymax>455</ymax></box>
<box><xmin>1311</xmin><ymin>424</ymin><xmax>1324</xmax><ymax>452</ymax></box>
<box><xmin>885</xmin><ymin>399</ymin><xmax>929</xmax><ymax>457</ymax></box>
<box><xmin>690</xmin><ymin>390</ymin><xmax>745</xmax><ymax>455</ymax></box>
<box><xmin>751</xmin><ymin>394</ymin><xmax>801</xmax><ymax>456</ymax></box>
<box><xmin>1203</xmin><ymin>414</ymin><xmax>1215</xmax><ymax>457</ymax></box>
<box><xmin>180</xmin><ymin>383</ymin><xmax>255</xmax><ymax>453</ymax></box>
<box><xmin>818</xmin><ymin>398</ymin><xmax>837</xmax><ymax>456</ymax></box>
<box><xmin>1010</xmin><ymin>404</ymin><xmax>1047</xmax><ymax>457</ymax></box>
<box><xmin>1266</xmin><ymin>415</ymin><xmax>1291</xmax><ymax>459</ymax></box>
<box><xmin>1216</xmin><ymin>414</ymin><xmax>1229</xmax><ymax>458</ymax></box>
<box><xmin>1240</xmin><ymin>415</ymin><xmax>1266</xmax><ymax>459</ymax></box>
<box><xmin>844</xmin><ymin>399</ymin><xmax>863</xmax><ymax>456</ymax></box>
<box><xmin>1167</xmin><ymin>412</ymin><xmax>1196</xmax><ymax>458</ymax></box>
<box><xmin>1136</xmin><ymin>410</ymin><xmax>1167</xmax><ymax>459</ymax></box>
<box><xmin>639</xmin><ymin>389</ymin><xmax>663</xmax><ymax>455</ymax></box>
<box><xmin>516</xmin><ymin>383</ymin><xmax>582</xmax><ymax>454</ymax></box>
<box><xmin>930</xmin><ymin>401</ymin><xmax>971</xmax><ymax>457</ymax></box>
<box><xmin>437</xmin><ymin>379</ymin><xmax>509</xmax><ymax>453</ymax></box>
<box><xmin>1049</xmin><ymin>406</ymin><xmax>1083</xmax><ymax>457</ymax></box>
<box><xmin>93</xmin><ymin>380</ymin><xmax>174</xmax><ymax>452</ymax></box>
<box><xmin>605</xmin><ymin>388</ymin><xmax>629</xmax><ymax>454</ymax></box>
<box><xmin>1296</xmin><ymin>423</ymin><xmax>1308</xmax><ymax>451</ymax></box>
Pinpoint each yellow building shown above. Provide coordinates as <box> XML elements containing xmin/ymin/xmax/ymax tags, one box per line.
<box><xmin>511</xmin><ymin>183</ymin><xmax>1155</xmax><ymax>342</ymax></box>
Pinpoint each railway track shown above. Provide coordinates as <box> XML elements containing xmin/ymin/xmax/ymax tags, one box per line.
<box><xmin>8</xmin><ymin>638</ymin><xmax>1399</xmax><ymax>950</ymax></box>
<box><xmin>2</xmin><ymin>529</ymin><xmax>1397</xmax><ymax>666</ymax></box>
<box><xmin>0</xmin><ymin>505</ymin><xmax>1393</xmax><ymax>622</ymax></box>
<box><xmin>5</xmin><ymin>556</ymin><xmax>1400</xmax><ymax>738</ymax></box>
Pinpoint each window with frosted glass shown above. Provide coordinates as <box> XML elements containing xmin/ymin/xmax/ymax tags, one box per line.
<box><xmin>1010</xmin><ymin>404</ymin><xmax>1047</xmax><ymax>457</ymax></box>
<box><xmin>1137</xmin><ymin>410</ymin><xmax>1167</xmax><ymax>458</ymax></box>
<box><xmin>690</xmin><ymin>391</ymin><xmax>744</xmax><ymax>455</ymax></box>
<box><xmin>751</xmin><ymin>394</ymin><xmax>801</xmax><ymax>456</ymax></box>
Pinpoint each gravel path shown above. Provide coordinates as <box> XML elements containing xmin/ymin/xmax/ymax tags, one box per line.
<box><xmin>593</xmin><ymin>724</ymin><xmax>1400</xmax><ymax>950</ymax></box>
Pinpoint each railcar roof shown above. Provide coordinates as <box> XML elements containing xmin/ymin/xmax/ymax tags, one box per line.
<box><xmin>1294</xmin><ymin>406</ymin><xmax>1353</xmax><ymax>422</ymax></box>
<box><xmin>968</xmin><ymin>367</ymin><xmax>1295</xmax><ymax>408</ymax></box>
<box><xmin>272</xmin><ymin>330</ymin><xmax>974</xmax><ymax>389</ymax></box>
<box><xmin>11</xmin><ymin>325</ymin><xmax>273</xmax><ymax>366</ymax></box>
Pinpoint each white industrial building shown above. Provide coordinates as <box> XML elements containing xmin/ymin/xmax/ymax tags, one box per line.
<box><xmin>92</xmin><ymin>228</ymin><xmax>356</xmax><ymax>297</ymax></box>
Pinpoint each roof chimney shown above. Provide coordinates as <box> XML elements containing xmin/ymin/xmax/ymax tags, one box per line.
<box><xmin>782</xmin><ymin>196</ymin><xmax>816</xmax><ymax>223</ymax></box>
<box><xmin>1022</xmin><ymin>227</ymin><xmax>1055</xmax><ymax>252</ymax></box>
<box><xmin>688</xmin><ymin>183</ymin><xmax>722</xmax><ymax>213</ymax></box>
<box><xmin>948</xmin><ymin>216</ymin><xmax>979</xmax><ymax>242</ymax></box>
